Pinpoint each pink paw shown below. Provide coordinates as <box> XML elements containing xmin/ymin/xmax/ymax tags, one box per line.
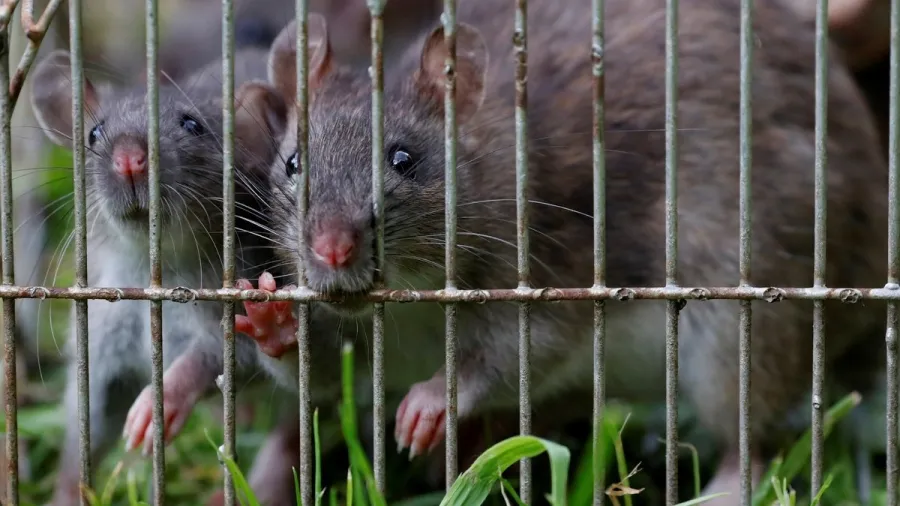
<box><xmin>395</xmin><ymin>379</ymin><xmax>447</xmax><ymax>459</ymax></box>
<box><xmin>122</xmin><ymin>381</ymin><xmax>199</xmax><ymax>455</ymax></box>
<box><xmin>235</xmin><ymin>271</ymin><xmax>298</xmax><ymax>358</ymax></box>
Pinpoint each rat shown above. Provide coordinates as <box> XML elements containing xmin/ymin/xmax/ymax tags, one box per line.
<box><xmin>30</xmin><ymin>45</ymin><xmax>290</xmax><ymax>506</ymax></box>
<box><xmin>236</xmin><ymin>0</ymin><xmax>888</xmax><ymax>502</ymax></box>
<box><xmin>159</xmin><ymin>0</ymin><xmax>443</xmax><ymax>83</ymax></box>
<box><xmin>786</xmin><ymin>0</ymin><xmax>892</xmax><ymax>70</ymax></box>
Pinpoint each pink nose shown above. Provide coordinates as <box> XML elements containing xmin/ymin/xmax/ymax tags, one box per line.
<box><xmin>112</xmin><ymin>144</ymin><xmax>147</xmax><ymax>179</ymax></box>
<box><xmin>312</xmin><ymin>224</ymin><xmax>358</xmax><ymax>269</ymax></box>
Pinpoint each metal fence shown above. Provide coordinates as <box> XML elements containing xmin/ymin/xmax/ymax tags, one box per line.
<box><xmin>0</xmin><ymin>0</ymin><xmax>896</xmax><ymax>505</ymax></box>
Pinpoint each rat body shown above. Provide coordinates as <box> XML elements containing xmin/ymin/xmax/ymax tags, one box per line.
<box><xmin>30</xmin><ymin>46</ymin><xmax>288</xmax><ymax>506</ymax></box>
<box><xmin>238</xmin><ymin>0</ymin><xmax>887</xmax><ymax>501</ymax></box>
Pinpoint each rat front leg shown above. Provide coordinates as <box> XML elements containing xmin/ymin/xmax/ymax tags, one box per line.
<box><xmin>122</xmin><ymin>349</ymin><xmax>218</xmax><ymax>454</ymax></box>
<box><xmin>395</xmin><ymin>348</ymin><xmax>494</xmax><ymax>459</ymax></box>
<box><xmin>235</xmin><ymin>271</ymin><xmax>298</xmax><ymax>358</ymax></box>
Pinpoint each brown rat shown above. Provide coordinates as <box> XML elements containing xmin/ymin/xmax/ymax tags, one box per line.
<box><xmin>30</xmin><ymin>47</ymin><xmax>289</xmax><ymax>506</ymax></box>
<box><xmin>238</xmin><ymin>0</ymin><xmax>888</xmax><ymax>501</ymax></box>
<box><xmin>158</xmin><ymin>0</ymin><xmax>442</xmax><ymax>82</ymax></box>
<box><xmin>786</xmin><ymin>0</ymin><xmax>892</xmax><ymax>70</ymax></box>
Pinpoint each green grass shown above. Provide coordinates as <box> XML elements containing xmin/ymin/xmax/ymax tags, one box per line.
<box><xmin>13</xmin><ymin>339</ymin><xmax>877</xmax><ymax>506</ymax></box>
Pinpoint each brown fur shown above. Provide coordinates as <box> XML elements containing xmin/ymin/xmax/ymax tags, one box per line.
<box><xmin>244</xmin><ymin>0</ymin><xmax>887</xmax><ymax>501</ymax></box>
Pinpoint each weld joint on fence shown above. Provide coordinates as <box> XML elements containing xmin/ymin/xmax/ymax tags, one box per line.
<box><xmin>169</xmin><ymin>286</ymin><xmax>199</xmax><ymax>304</ymax></box>
<box><xmin>838</xmin><ymin>288</ymin><xmax>863</xmax><ymax>304</ymax></box>
<box><xmin>762</xmin><ymin>287</ymin><xmax>786</xmax><ymax>303</ymax></box>
<box><xmin>27</xmin><ymin>286</ymin><xmax>49</xmax><ymax>300</ymax></box>
<box><xmin>886</xmin><ymin>282</ymin><xmax>900</xmax><ymax>291</ymax></box>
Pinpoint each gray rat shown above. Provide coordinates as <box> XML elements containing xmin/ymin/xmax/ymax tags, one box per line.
<box><xmin>237</xmin><ymin>0</ymin><xmax>888</xmax><ymax>502</ymax></box>
<box><xmin>29</xmin><ymin>46</ymin><xmax>289</xmax><ymax>506</ymax></box>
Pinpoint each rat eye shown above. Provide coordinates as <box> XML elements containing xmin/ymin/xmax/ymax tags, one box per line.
<box><xmin>179</xmin><ymin>114</ymin><xmax>204</xmax><ymax>136</ymax></box>
<box><xmin>88</xmin><ymin>121</ymin><xmax>104</xmax><ymax>147</ymax></box>
<box><xmin>286</xmin><ymin>152</ymin><xmax>299</xmax><ymax>178</ymax></box>
<box><xmin>389</xmin><ymin>147</ymin><xmax>416</xmax><ymax>179</ymax></box>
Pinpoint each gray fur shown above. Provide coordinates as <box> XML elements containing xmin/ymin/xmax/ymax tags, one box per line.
<box><xmin>30</xmin><ymin>47</ymin><xmax>286</xmax><ymax>505</ymax></box>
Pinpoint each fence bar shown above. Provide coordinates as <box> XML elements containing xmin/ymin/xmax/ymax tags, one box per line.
<box><xmin>512</xmin><ymin>0</ymin><xmax>532</xmax><ymax>501</ymax></box>
<box><xmin>664</xmin><ymin>0</ymin><xmax>680</xmax><ymax>502</ymax></box>
<box><xmin>143</xmin><ymin>0</ymin><xmax>165</xmax><ymax>502</ymax></box>
<box><xmin>590</xmin><ymin>0</ymin><xmax>606</xmax><ymax>502</ymax></box>
<box><xmin>294</xmin><ymin>0</ymin><xmax>313</xmax><ymax>504</ymax></box>
<box><xmin>887</xmin><ymin>0</ymin><xmax>900</xmax><ymax>502</ymax></box>
<box><xmin>68</xmin><ymin>0</ymin><xmax>91</xmax><ymax>502</ymax></box>
<box><xmin>220</xmin><ymin>0</ymin><xmax>238</xmax><ymax>503</ymax></box>
<box><xmin>5</xmin><ymin>284</ymin><xmax>900</xmax><ymax>302</ymax></box>
<box><xmin>810</xmin><ymin>0</ymin><xmax>830</xmax><ymax>496</ymax></box>
<box><xmin>737</xmin><ymin>0</ymin><xmax>753</xmax><ymax>503</ymax></box>
<box><xmin>0</xmin><ymin>3</ymin><xmax>16</xmax><ymax>502</ymax></box>
<box><xmin>442</xmin><ymin>0</ymin><xmax>459</xmax><ymax>489</ymax></box>
<box><xmin>368</xmin><ymin>0</ymin><xmax>387</xmax><ymax>493</ymax></box>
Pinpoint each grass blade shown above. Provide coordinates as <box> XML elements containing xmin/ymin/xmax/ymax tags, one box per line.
<box><xmin>439</xmin><ymin>435</ymin><xmax>571</xmax><ymax>506</ymax></box>
<box><xmin>751</xmin><ymin>393</ymin><xmax>860</xmax><ymax>505</ymax></box>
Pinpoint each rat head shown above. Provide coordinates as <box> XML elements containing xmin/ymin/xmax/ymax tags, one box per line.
<box><xmin>245</xmin><ymin>16</ymin><xmax>488</xmax><ymax>313</ymax></box>
<box><xmin>31</xmin><ymin>50</ymin><xmax>287</xmax><ymax>244</ymax></box>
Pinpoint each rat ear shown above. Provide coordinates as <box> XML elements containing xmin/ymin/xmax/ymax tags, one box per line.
<box><xmin>234</xmin><ymin>80</ymin><xmax>289</xmax><ymax>171</ymax></box>
<box><xmin>414</xmin><ymin>22</ymin><xmax>488</xmax><ymax>124</ymax></box>
<box><xmin>30</xmin><ymin>50</ymin><xmax>101</xmax><ymax>149</ymax></box>
<box><xmin>267</xmin><ymin>13</ymin><xmax>333</xmax><ymax>105</ymax></box>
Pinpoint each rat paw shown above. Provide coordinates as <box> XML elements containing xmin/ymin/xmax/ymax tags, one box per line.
<box><xmin>235</xmin><ymin>272</ymin><xmax>298</xmax><ymax>358</ymax></box>
<box><xmin>123</xmin><ymin>382</ymin><xmax>199</xmax><ymax>455</ymax></box>
<box><xmin>395</xmin><ymin>379</ymin><xmax>447</xmax><ymax>459</ymax></box>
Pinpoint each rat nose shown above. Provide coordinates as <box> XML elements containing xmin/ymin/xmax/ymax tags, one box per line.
<box><xmin>312</xmin><ymin>222</ymin><xmax>359</xmax><ymax>269</ymax></box>
<box><xmin>112</xmin><ymin>143</ymin><xmax>147</xmax><ymax>180</ymax></box>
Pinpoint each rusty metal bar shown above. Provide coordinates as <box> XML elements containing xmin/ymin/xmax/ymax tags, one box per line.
<box><xmin>220</xmin><ymin>0</ymin><xmax>238</xmax><ymax>503</ymax></box>
<box><xmin>67</xmin><ymin>0</ymin><xmax>91</xmax><ymax>502</ymax></box>
<box><xmin>737</xmin><ymin>0</ymin><xmax>753</xmax><ymax>503</ymax></box>
<box><xmin>664</xmin><ymin>0</ymin><xmax>680</xmax><ymax>502</ymax></box>
<box><xmin>0</xmin><ymin>284</ymin><xmax>898</xmax><ymax>302</ymax></box>
<box><xmin>810</xmin><ymin>0</ymin><xmax>829</xmax><ymax>497</ymax></box>
<box><xmin>590</xmin><ymin>0</ymin><xmax>606</xmax><ymax>502</ymax></box>
<box><xmin>368</xmin><ymin>0</ymin><xmax>386</xmax><ymax>493</ymax></box>
<box><xmin>887</xmin><ymin>0</ymin><xmax>900</xmax><ymax>503</ymax></box>
<box><xmin>0</xmin><ymin>1</ymin><xmax>16</xmax><ymax>502</ymax></box>
<box><xmin>513</xmin><ymin>0</ymin><xmax>532</xmax><ymax>501</ymax></box>
<box><xmin>143</xmin><ymin>0</ymin><xmax>165</xmax><ymax>502</ymax></box>
<box><xmin>442</xmin><ymin>0</ymin><xmax>459</xmax><ymax>490</ymax></box>
<box><xmin>294</xmin><ymin>0</ymin><xmax>313</xmax><ymax>503</ymax></box>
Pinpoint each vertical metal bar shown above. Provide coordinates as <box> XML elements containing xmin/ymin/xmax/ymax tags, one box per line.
<box><xmin>810</xmin><ymin>0</ymin><xmax>829</xmax><ymax>497</ymax></box>
<box><xmin>663</xmin><ymin>0</ymin><xmax>679</xmax><ymax>503</ymax></box>
<box><xmin>294</xmin><ymin>1</ymin><xmax>313</xmax><ymax>504</ymax></box>
<box><xmin>368</xmin><ymin>0</ymin><xmax>386</xmax><ymax>493</ymax></box>
<box><xmin>512</xmin><ymin>0</ymin><xmax>531</xmax><ymax>502</ymax></box>
<box><xmin>590</xmin><ymin>0</ymin><xmax>606</xmax><ymax>502</ymax></box>
<box><xmin>666</xmin><ymin>0</ymin><xmax>684</xmax><ymax>506</ymax></box>
<box><xmin>68</xmin><ymin>0</ymin><xmax>91</xmax><ymax>503</ymax></box>
<box><xmin>220</xmin><ymin>0</ymin><xmax>237</xmax><ymax>503</ymax></box>
<box><xmin>442</xmin><ymin>0</ymin><xmax>459</xmax><ymax>490</ymax></box>
<box><xmin>0</xmin><ymin>6</ymin><xmax>15</xmax><ymax>504</ymax></box>
<box><xmin>144</xmin><ymin>0</ymin><xmax>164</xmax><ymax>503</ymax></box>
<box><xmin>737</xmin><ymin>0</ymin><xmax>753</xmax><ymax>504</ymax></box>
<box><xmin>887</xmin><ymin>0</ymin><xmax>900</xmax><ymax>503</ymax></box>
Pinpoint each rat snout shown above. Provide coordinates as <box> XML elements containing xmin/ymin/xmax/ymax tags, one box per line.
<box><xmin>112</xmin><ymin>140</ymin><xmax>147</xmax><ymax>184</ymax></box>
<box><xmin>311</xmin><ymin>220</ymin><xmax>360</xmax><ymax>269</ymax></box>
